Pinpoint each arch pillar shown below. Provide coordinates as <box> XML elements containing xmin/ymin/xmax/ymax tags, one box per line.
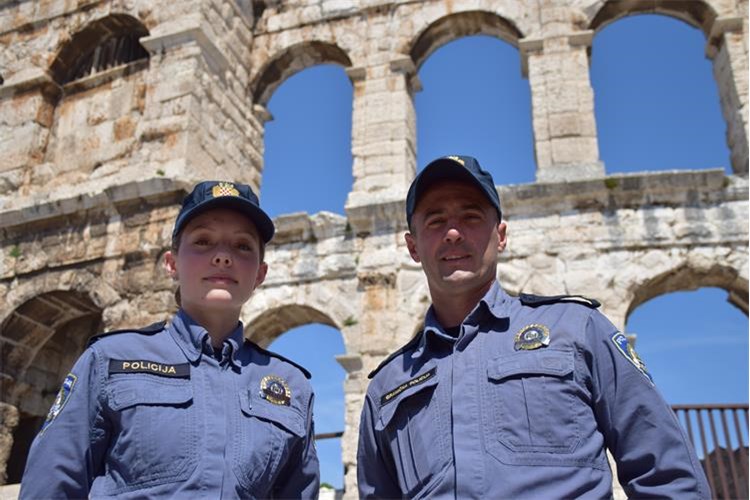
<box><xmin>0</xmin><ymin>402</ymin><xmax>19</xmax><ymax>486</ymax></box>
<box><xmin>521</xmin><ymin>31</ymin><xmax>604</xmax><ymax>182</ymax></box>
<box><xmin>336</xmin><ymin>354</ymin><xmax>365</xmax><ymax>500</ymax></box>
<box><xmin>138</xmin><ymin>14</ymin><xmax>262</xmax><ymax>189</ymax></box>
<box><xmin>706</xmin><ymin>16</ymin><xmax>748</xmax><ymax>175</ymax></box>
<box><xmin>345</xmin><ymin>56</ymin><xmax>419</xmax><ymax>217</ymax></box>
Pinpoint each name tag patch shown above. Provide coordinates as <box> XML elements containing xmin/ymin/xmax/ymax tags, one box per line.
<box><xmin>380</xmin><ymin>367</ymin><xmax>436</xmax><ymax>406</ymax></box>
<box><xmin>109</xmin><ymin>359</ymin><xmax>190</xmax><ymax>378</ymax></box>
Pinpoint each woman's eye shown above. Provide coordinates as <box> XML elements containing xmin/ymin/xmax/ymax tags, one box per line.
<box><xmin>237</xmin><ymin>242</ymin><xmax>253</xmax><ymax>251</ymax></box>
<box><xmin>194</xmin><ymin>238</ymin><xmax>210</xmax><ymax>246</ymax></box>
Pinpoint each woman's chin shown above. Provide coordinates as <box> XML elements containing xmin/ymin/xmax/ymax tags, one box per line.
<box><xmin>204</xmin><ymin>290</ymin><xmax>235</xmax><ymax>303</ymax></box>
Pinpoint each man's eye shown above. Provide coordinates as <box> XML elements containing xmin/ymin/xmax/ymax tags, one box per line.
<box><xmin>194</xmin><ymin>238</ymin><xmax>210</xmax><ymax>246</ymax></box>
<box><xmin>237</xmin><ymin>242</ymin><xmax>253</xmax><ymax>251</ymax></box>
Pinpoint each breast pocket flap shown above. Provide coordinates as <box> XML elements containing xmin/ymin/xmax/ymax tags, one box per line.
<box><xmin>376</xmin><ymin>369</ymin><xmax>439</xmax><ymax>431</ymax></box>
<box><xmin>240</xmin><ymin>392</ymin><xmax>306</xmax><ymax>437</ymax></box>
<box><xmin>110</xmin><ymin>379</ymin><xmax>193</xmax><ymax>410</ymax></box>
<box><xmin>488</xmin><ymin>350</ymin><xmax>574</xmax><ymax>381</ymax></box>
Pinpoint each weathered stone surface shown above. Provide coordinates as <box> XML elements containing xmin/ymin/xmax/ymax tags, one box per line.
<box><xmin>0</xmin><ymin>0</ymin><xmax>747</xmax><ymax>497</ymax></box>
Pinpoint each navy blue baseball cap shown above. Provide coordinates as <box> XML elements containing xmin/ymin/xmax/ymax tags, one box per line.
<box><xmin>172</xmin><ymin>181</ymin><xmax>275</xmax><ymax>243</ymax></box>
<box><xmin>406</xmin><ymin>155</ymin><xmax>502</xmax><ymax>226</ymax></box>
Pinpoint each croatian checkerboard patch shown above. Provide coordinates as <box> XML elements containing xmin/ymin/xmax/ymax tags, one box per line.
<box><xmin>611</xmin><ymin>332</ymin><xmax>653</xmax><ymax>384</ymax></box>
<box><xmin>40</xmin><ymin>373</ymin><xmax>77</xmax><ymax>434</ymax></box>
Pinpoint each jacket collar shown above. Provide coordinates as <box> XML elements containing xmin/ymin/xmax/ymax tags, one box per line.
<box><xmin>168</xmin><ymin>309</ymin><xmax>244</xmax><ymax>367</ymax></box>
<box><xmin>411</xmin><ymin>280</ymin><xmax>511</xmax><ymax>359</ymax></box>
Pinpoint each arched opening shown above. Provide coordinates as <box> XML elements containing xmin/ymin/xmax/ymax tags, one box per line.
<box><xmin>625</xmin><ymin>287</ymin><xmax>747</xmax><ymax>403</ymax></box>
<box><xmin>261</xmin><ymin>64</ymin><xmax>353</xmax><ymax>217</ymax></box>
<box><xmin>50</xmin><ymin>14</ymin><xmax>149</xmax><ymax>86</ymax></box>
<box><xmin>250</xmin><ymin>41</ymin><xmax>352</xmax><ymax>108</ymax></box>
<box><xmin>410</xmin><ymin>12</ymin><xmax>534</xmax><ymax>185</ymax></box>
<box><xmin>248</xmin><ymin>305</ymin><xmax>346</xmax><ymax>492</ymax></box>
<box><xmin>0</xmin><ymin>291</ymin><xmax>102</xmax><ymax>484</ymax></box>
<box><xmin>269</xmin><ymin>324</ymin><xmax>347</xmax><ymax>492</ymax></box>
<box><xmin>41</xmin><ymin>14</ymin><xmax>151</xmax><ymax>188</ymax></box>
<box><xmin>625</xmin><ymin>287</ymin><xmax>748</xmax><ymax>498</ymax></box>
<box><xmin>590</xmin><ymin>14</ymin><xmax>731</xmax><ymax>173</ymax></box>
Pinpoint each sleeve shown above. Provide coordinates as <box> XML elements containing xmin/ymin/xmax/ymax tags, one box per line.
<box><xmin>273</xmin><ymin>390</ymin><xmax>320</xmax><ymax>499</ymax></box>
<box><xmin>19</xmin><ymin>346</ymin><xmax>110</xmax><ymax>499</ymax></box>
<box><xmin>357</xmin><ymin>392</ymin><xmax>402</xmax><ymax>499</ymax></box>
<box><xmin>586</xmin><ymin>310</ymin><xmax>711</xmax><ymax>499</ymax></box>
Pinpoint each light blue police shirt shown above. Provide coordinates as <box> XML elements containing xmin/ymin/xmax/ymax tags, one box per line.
<box><xmin>20</xmin><ymin>309</ymin><xmax>319</xmax><ymax>499</ymax></box>
<box><xmin>358</xmin><ymin>281</ymin><xmax>709</xmax><ymax>499</ymax></box>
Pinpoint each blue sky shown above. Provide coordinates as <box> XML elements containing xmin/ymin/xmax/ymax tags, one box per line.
<box><xmin>261</xmin><ymin>15</ymin><xmax>748</xmax><ymax>488</ymax></box>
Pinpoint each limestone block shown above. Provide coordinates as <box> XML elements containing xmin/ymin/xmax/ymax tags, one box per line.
<box><xmin>548</xmin><ymin>112</ymin><xmax>582</xmax><ymax>138</ymax></box>
<box><xmin>550</xmin><ymin>136</ymin><xmax>598</xmax><ymax>165</ymax></box>
<box><xmin>0</xmin><ymin>122</ymin><xmax>45</xmax><ymax>172</ymax></box>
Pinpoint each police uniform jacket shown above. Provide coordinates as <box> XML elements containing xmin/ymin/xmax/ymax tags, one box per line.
<box><xmin>357</xmin><ymin>281</ymin><xmax>710</xmax><ymax>499</ymax></box>
<box><xmin>20</xmin><ymin>309</ymin><xmax>319</xmax><ymax>499</ymax></box>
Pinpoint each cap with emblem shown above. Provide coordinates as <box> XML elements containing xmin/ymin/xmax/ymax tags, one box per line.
<box><xmin>406</xmin><ymin>155</ymin><xmax>502</xmax><ymax>227</ymax></box>
<box><xmin>172</xmin><ymin>181</ymin><xmax>275</xmax><ymax>243</ymax></box>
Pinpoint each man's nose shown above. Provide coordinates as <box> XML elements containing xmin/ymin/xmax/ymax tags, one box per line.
<box><xmin>444</xmin><ymin>226</ymin><xmax>463</xmax><ymax>243</ymax></box>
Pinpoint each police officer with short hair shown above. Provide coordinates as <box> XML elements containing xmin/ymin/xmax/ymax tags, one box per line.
<box><xmin>357</xmin><ymin>156</ymin><xmax>710</xmax><ymax>499</ymax></box>
<box><xmin>20</xmin><ymin>181</ymin><xmax>320</xmax><ymax>498</ymax></box>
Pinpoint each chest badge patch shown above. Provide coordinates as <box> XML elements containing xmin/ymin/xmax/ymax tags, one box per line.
<box><xmin>611</xmin><ymin>332</ymin><xmax>653</xmax><ymax>383</ymax></box>
<box><xmin>514</xmin><ymin>324</ymin><xmax>550</xmax><ymax>350</ymax></box>
<box><xmin>40</xmin><ymin>373</ymin><xmax>77</xmax><ymax>434</ymax></box>
<box><xmin>260</xmin><ymin>375</ymin><xmax>291</xmax><ymax>406</ymax></box>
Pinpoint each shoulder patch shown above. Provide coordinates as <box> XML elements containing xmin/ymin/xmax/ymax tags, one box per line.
<box><xmin>40</xmin><ymin>373</ymin><xmax>77</xmax><ymax>434</ymax></box>
<box><xmin>87</xmin><ymin>321</ymin><xmax>167</xmax><ymax>347</ymax></box>
<box><xmin>246</xmin><ymin>340</ymin><xmax>311</xmax><ymax>380</ymax></box>
<box><xmin>519</xmin><ymin>293</ymin><xmax>600</xmax><ymax>309</ymax></box>
<box><xmin>611</xmin><ymin>332</ymin><xmax>654</xmax><ymax>384</ymax></box>
<box><xmin>368</xmin><ymin>333</ymin><xmax>423</xmax><ymax>380</ymax></box>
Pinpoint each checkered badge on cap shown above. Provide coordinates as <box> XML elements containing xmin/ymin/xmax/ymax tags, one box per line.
<box><xmin>212</xmin><ymin>182</ymin><xmax>240</xmax><ymax>198</ymax></box>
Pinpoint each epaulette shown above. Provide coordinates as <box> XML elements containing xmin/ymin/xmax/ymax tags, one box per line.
<box><xmin>519</xmin><ymin>293</ymin><xmax>601</xmax><ymax>309</ymax></box>
<box><xmin>87</xmin><ymin>321</ymin><xmax>167</xmax><ymax>347</ymax></box>
<box><xmin>368</xmin><ymin>333</ymin><xmax>423</xmax><ymax>380</ymax></box>
<box><xmin>246</xmin><ymin>340</ymin><xmax>312</xmax><ymax>380</ymax></box>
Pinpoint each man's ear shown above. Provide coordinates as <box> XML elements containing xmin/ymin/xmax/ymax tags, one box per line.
<box><xmin>404</xmin><ymin>232</ymin><xmax>421</xmax><ymax>263</ymax></box>
<box><xmin>496</xmin><ymin>222</ymin><xmax>508</xmax><ymax>253</ymax></box>
<box><xmin>164</xmin><ymin>250</ymin><xmax>178</xmax><ymax>279</ymax></box>
<box><xmin>253</xmin><ymin>262</ymin><xmax>268</xmax><ymax>290</ymax></box>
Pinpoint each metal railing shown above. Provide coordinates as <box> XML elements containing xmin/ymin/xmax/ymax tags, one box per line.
<box><xmin>673</xmin><ymin>404</ymin><xmax>749</xmax><ymax>499</ymax></box>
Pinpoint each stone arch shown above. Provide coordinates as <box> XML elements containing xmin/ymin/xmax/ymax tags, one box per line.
<box><xmin>408</xmin><ymin>10</ymin><xmax>524</xmax><ymax>71</ymax></box>
<box><xmin>625</xmin><ymin>262</ymin><xmax>748</xmax><ymax>324</ymax></box>
<box><xmin>246</xmin><ymin>304</ymin><xmax>339</xmax><ymax>348</ymax></box>
<box><xmin>0</xmin><ymin>291</ymin><xmax>102</xmax><ymax>411</ymax></box>
<box><xmin>1</xmin><ymin>291</ymin><xmax>103</xmax><ymax>484</ymax></box>
<box><xmin>49</xmin><ymin>13</ymin><xmax>150</xmax><ymax>86</ymax></box>
<box><xmin>587</xmin><ymin>0</ymin><xmax>719</xmax><ymax>35</ymax></box>
<box><xmin>250</xmin><ymin>41</ymin><xmax>353</xmax><ymax>108</ymax></box>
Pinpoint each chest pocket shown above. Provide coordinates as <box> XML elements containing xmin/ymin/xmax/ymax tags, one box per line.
<box><xmin>484</xmin><ymin>349</ymin><xmax>583</xmax><ymax>464</ymax></box>
<box><xmin>107</xmin><ymin>377</ymin><xmax>197</xmax><ymax>490</ymax></box>
<box><xmin>375</xmin><ymin>369</ymin><xmax>450</xmax><ymax>499</ymax></box>
<box><xmin>232</xmin><ymin>389</ymin><xmax>306</xmax><ymax>496</ymax></box>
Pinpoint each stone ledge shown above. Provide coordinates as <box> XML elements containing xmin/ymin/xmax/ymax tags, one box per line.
<box><xmin>271</xmin><ymin>211</ymin><xmax>349</xmax><ymax>245</ymax></box>
<box><xmin>501</xmin><ymin>169</ymin><xmax>744</xmax><ymax>218</ymax></box>
<box><xmin>0</xmin><ymin>177</ymin><xmax>187</xmax><ymax>231</ymax></box>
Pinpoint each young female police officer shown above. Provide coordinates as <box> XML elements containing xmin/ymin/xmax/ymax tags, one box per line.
<box><xmin>20</xmin><ymin>181</ymin><xmax>320</xmax><ymax>498</ymax></box>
